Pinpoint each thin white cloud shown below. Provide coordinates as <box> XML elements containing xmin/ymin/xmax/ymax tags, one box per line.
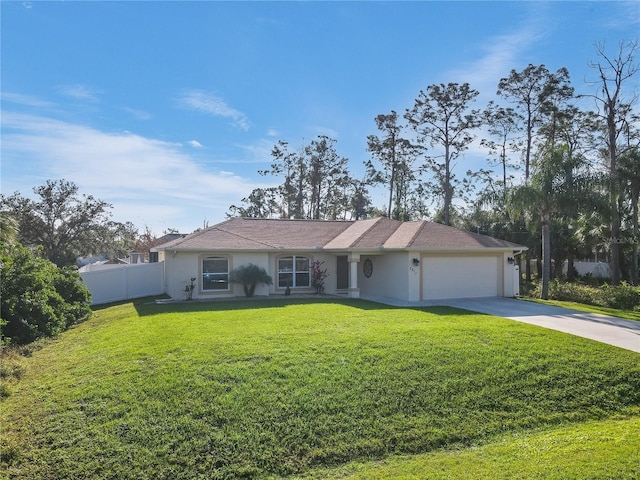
<box><xmin>175</xmin><ymin>89</ymin><xmax>250</xmax><ymax>131</ymax></box>
<box><xmin>307</xmin><ymin>126</ymin><xmax>340</xmax><ymax>139</ymax></box>
<box><xmin>1</xmin><ymin>112</ymin><xmax>264</xmax><ymax>232</ymax></box>
<box><xmin>603</xmin><ymin>1</ymin><xmax>640</xmax><ymax>30</ymax></box>
<box><xmin>233</xmin><ymin>138</ymin><xmax>279</xmax><ymax>164</ymax></box>
<box><xmin>188</xmin><ymin>140</ymin><xmax>203</xmax><ymax>148</ymax></box>
<box><xmin>57</xmin><ymin>84</ymin><xmax>102</xmax><ymax>102</ymax></box>
<box><xmin>451</xmin><ymin>34</ymin><xmax>542</xmax><ymax>96</ymax></box>
<box><xmin>1</xmin><ymin>92</ymin><xmax>55</xmax><ymax>108</ymax></box>
<box><xmin>446</xmin><ymin>8</ymin><xmax>547</xmax><ymax>99</ymax></box>
<box><xmin>122</xmin><ymin>106</ymin><xmax>152</xmax><ymax>121</ymax></box>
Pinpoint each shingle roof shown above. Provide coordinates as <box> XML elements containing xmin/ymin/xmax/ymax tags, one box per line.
<box><xmin>352</xmin><ymin>218</ymin><xmax>404</xmax><ymax>248</ymax></box>
<box><xmin>153</xmin><ymin>233</ymin><xmax>186</xmax><ymax>247</ymax></box>
<box><xmin>323</xmin><ymin>218</ymin><xmax>384</xmax><ymax>249</ymax></box>
<box><xmin>155</xmin><ymin>218</ymin><xmax>352</xmax><ymax>251</ymax></box>
<box><xmin>384</xmin><ymin>221</ymin><xmax>424</xmax><ymax>248</ymax></box>
<box><xmin>153</xmin><ymin>217</ymin><xmax>526</xmax><ymax>252</ymax></box>
<box><xmin>408</xmin><ymin>221</ymin><xmax>524</xmax><ymax>249</ymax></box>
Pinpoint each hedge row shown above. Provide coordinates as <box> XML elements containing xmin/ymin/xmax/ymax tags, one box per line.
<box><xmin>530</xmin><ymin>279</ymin><xmax>640</xmax><ymax>311</ymax></box>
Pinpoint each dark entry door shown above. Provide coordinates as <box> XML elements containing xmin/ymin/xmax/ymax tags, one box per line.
<box><xmin>336</xmin><ymin>255</ymin><xmax>349</xmax><ymax>290</ymax></box>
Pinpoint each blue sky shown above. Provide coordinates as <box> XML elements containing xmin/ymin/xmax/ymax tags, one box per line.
<box><xmin>2</xmin><ymin>1</ymin><xmax>638</xmax><ymax>235</ymax></box>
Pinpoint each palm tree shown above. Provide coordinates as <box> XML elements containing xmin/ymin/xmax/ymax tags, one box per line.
<box><xmin>509</xmin><ymin>145</ymin><xmax>592</xmax><ymax>299</ymax></box>
<box><xmin>229</xmin><ymin>264</ymin><xmax>273</xmax><ymax>298</ymax></box>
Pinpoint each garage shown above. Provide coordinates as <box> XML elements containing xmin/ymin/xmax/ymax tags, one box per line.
<box><xmin>422</xmin><ymin>255</ymin><xmax>501</xmax><ymax>300</ymax></box>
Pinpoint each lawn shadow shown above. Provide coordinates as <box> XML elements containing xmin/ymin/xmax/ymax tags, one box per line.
<box><xmin>418</xmin><ymin>306</ymin><xmax>491</xmax><ymax>317</ymax></box>
<box><xmin>127</xmin><ymin>295</ymin><xmax>481</xmax><ymax>317</ymax></box>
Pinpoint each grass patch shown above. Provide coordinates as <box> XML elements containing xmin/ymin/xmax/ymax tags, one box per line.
<box><xmin>2</xmin><ymin>298</ymin><xmax>639</xmax><ymax>479</ymax></box>
<box><xmin>304</xmin><ymin>416</ymin><xmax>640</xmax><ymax>479</ymax></box>
<box><xmin>525</xmin><ymin>297</ymin><xmax>640</xmax><ymax>322</ymax></box>
<box><xmin>0</xmin><ymin>341</ymin><xmax>45</xmax><ymax>399</ymax></box>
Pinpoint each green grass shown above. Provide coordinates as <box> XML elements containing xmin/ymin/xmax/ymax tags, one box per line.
<box><xmin>2</xmin><ymin>298</ymin><xmax>639</xmax><ymax>479</ymax></box>
<box><xmin>525</xmin><ymin>297</ymin><xmax>640</xmax><ymax>322</ymax></box>
<box><xmin>301</xmin><ymin>417</ymin><xmax>640</xmax><ymax>479</ymax></box>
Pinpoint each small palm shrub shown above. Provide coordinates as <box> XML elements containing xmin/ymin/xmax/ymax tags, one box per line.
<box><xmin>230</xmin><ymin>264</ymin><xmax>273</xmax><ymax>297</ymax></box>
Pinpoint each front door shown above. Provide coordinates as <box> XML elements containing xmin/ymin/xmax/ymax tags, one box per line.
<box><xmin>336</xmin><ymin>255</ymin><xmax>349</xmax><ymax>290</ymax></box>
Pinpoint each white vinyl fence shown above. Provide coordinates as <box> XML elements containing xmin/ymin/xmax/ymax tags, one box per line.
<box><xmin>562</xmin><ymin>261</ymin><xmax>612</xmax><ymax>279</ymax></box>
<box><xmin>80</xmin><ymin>263</ymin><xmax>165</xmax><ymax>305</ymax></box>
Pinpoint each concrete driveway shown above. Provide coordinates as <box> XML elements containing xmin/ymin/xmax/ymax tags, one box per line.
<box><xmin>363</xmin><ymin>295</ymin><xmax>640</xmax><ymax>353</ymax></box>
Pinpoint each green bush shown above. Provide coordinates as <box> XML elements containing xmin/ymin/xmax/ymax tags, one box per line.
<box><xmin>547</xmin><ymin>280</ymin><xmax>601</xmax><ymax>305</ymax></box>
<box><xmin>539</xmin><ymin>278</ymin><xmax>640</xmax><ymax>311</ymax></box>
<box><xmin>601</xmin><ymin>282</ymin><xmax>640</xmax><ymax>310</ymax></box>
<box><xmin>1</xmin><ymin>243</ymin><xmax>92</xmax><ymax>344</ymax></box>
<box><xmin>53</xmin><ymin>265</ymin><xmax>92</xmax><ymax>327</ymax></box>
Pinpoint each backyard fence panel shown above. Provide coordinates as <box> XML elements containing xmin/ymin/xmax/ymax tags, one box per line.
<box><xmin>80</xmin><ymin>263</ymin><xmax>165</xmax><ymax>305</ymax></box>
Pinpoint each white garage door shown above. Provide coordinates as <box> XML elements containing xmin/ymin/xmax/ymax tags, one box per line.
<box><xmin>422</xmin><ymin>255</ymin><xmax>500</xmax><ymax>300</ymax></box>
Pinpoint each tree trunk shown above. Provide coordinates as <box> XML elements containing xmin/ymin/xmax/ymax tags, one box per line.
<box><xmin>388</xmin><ymin>162</ymin><xmax>395</xmax><ymax>219</ymax></box>
<box><xmin>244</xmin><ymin>282</ymin><xmax>256</xmax><ymax>297</ymax></box>
<box><xmin>541</xmin><ymin>215</ymin><xmax>551</xmax><ymax>300</ymax></box>
<box><xmin>567</xmin><ymin>252</ymin><xmax>576</xmax><ymax>282</ymax></box>
<box><xmin>610</xmin><ymin>164</ymin><xmax>622</xmax><ymax>285</ymax></box>
<box><xmin>444</xmin><ymin>144</ymin><xmax>451</xmax><ymax>226</ymax></box>
<box><xmin>604</xmin><ymin>61</ymin><xmax>621</xmax><ymax>284</ymax></box>
<box><xmin>633</xmin><ymin>201</ymin><xmax>639</xmax><ymax>285</ymax></box>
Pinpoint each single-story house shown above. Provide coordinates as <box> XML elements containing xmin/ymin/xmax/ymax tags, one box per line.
<box><xmin>152</xmin><ymin>217</ymin><xmax>527</xmax><ymax>303</ymax></box>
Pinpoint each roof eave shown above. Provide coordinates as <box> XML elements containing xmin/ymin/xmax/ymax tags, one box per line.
<box><xmin>155</xmin><ymin>245</ymin><xmax>528</xmax><ymax>254</ymax></box>
<box><xmin>413</xmin><ymin>246</ymin><xmax>529</xmax><ymax>253</ymax></box>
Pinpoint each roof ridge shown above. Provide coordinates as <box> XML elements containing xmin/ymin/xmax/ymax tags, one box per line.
<box><xmin>408</xmin><ymin>220</ymin><xmax>428</xmax><ymax>246</ymax></box>
<box><xmin>381</xmin><ymin>219</ymin><xmax>418</xmax><ymax>248</ymax></box>
<box><xmin>159</xmin><ymin>220</ymin><xmax>225</xmax><ymax>249</ymax></box>
<box><xmin>348</xmin><ymin>217</ymin><xmax>383</xmax><ymax>247</ymax></box>
<box><xmin>242</xmin><ymin>217</ymin><xmax>349</xmax><ymax>223</ymax></box>
<box><xmin>449</xmin><ymin>223</ymin><xmax>523</xmax><ymax>247</ymax></box>
<box><xmin>322</xmin><ymin>218</ymin><xmax>377</xmax><ymax>249</ymax></box>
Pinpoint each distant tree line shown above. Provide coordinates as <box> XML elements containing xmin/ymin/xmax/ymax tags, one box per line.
<box><xmin>0</xmin><ymin>179</ymin><xmax>138</xmax><ymax>267</ymax></box>
<box><xmin>229</xmin><ymin>135</ymin><xmax>377</xmax><ymax>221</ymax></box>
<box><xmin>228</xmin><ymin>40</ymin><xmax>640</xmax><ymax>296</ymax></box>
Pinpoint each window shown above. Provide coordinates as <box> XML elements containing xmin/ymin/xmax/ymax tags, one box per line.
<box><xmin>202</xmin><ymin>256</ymin><xmax>229</xmax><ymax>291</ymax></box>
<box><xmin>278</xmin><ymin>256</ymin><xmax>310</xmax><ymax>288</ymax></box>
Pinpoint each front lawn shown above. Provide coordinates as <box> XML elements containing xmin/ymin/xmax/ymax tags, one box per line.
<box><xmin>2</xmin><ymin>298</ymin><xmax>639</xmax><ymax>479</ymax></box>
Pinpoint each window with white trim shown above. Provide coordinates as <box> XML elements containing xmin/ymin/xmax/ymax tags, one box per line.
<box><xmin>278</xmin><ymin>256</ymin><xmax>310</xmax><ymax>288</ymax></box>
<box><xmin>202</xmin><ymin>256</ymin><xmax>230</xmax><ymax>291</ymax></box>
